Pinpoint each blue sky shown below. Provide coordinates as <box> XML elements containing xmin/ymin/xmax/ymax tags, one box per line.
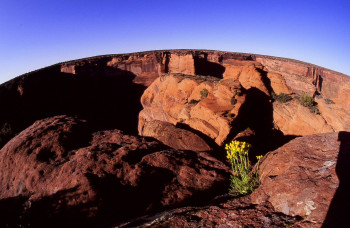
<box><xmin>0</xmin><ymin>0</ymin><xmax>349</xmax><ymax>84</ymax></box>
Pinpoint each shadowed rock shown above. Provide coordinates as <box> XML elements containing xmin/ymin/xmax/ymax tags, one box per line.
<box><xmin>0</xmin><ymin>115</ymin><xmax>230</xmax><ymax>227</ymax></box>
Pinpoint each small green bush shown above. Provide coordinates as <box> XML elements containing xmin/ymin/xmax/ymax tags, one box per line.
<box><xmin>231</xmin><ymin>97</ymin><xmax>237</xmax><ymax>105</ymax></box>
<box><xmin>309</xmin><ymin>106</ymin><xmax>321</xmax><ymax>115</ymax></box>
<box><xmin>200</xmin><ymin>88</ymin><xmax>209</xmax><ymax>99</ymax></box>
<box><xmin>226</xmin><ymin>140</ymin><xmax>262</xmax><ymax>197</ymax></box>
<box><xmin>188</xmin><ymin>99</ymin><xmax>200</xmax><ymax>104</ymax></box>
<box><xmin>227</xmin><ymin>112</ymin><xmax>235</xmax><ymax>118</ymax></box>
<box><xmin>299</xmin><ymin>94</ymin><xmax>315</xmax><ymax>107</ymax></box>
<box><xmin>272</xmin><ymin>92</ymin><xmax>292</xmax><ymax>103</ymax></box>
<box><xmin>298</xmin><ymin>94</ymin><xmax>322</xmax><ymax>114</ymax></box>
<box><xmin>192</xmin><ymin>75</ymin><xmax>221</xmax><ymax>82</ymax></box>
<box><xmin>235</xmin><ymin>90</ymin><xmax>242</xmax><ymax>96</ymax></box>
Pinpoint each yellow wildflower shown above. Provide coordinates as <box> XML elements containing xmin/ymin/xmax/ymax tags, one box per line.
<box><xmin>256</xmin><ymin>155</ymin><xmax>263</xmax><ymax>160</ymax></box>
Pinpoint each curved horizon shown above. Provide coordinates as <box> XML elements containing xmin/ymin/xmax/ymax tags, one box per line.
<box><xmin>2</xmin><ymin>49</ymin><xmax>348</xmax><ymax>86</ymax></box>
<box><xmin>1</xmin><ymin>1</ymin><xmax>349</xmax><ymax>84</ymax></box>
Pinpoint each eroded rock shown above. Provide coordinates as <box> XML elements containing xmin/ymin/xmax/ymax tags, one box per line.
<box><xmin>251</xmin><ymin>132</ymin><xmax>350</xmax><ymax>227</ymax></box>
<box><xmin>272</xmin><ymin>99</ymin><xmax>334</xmax><ymax>136</ymax></box>
<box><xmin>139</xmin><ymin>74</ymin><xmax>246</xmax><ymax>146</ymax></box>
<box><xmin>117</xmin><ymin>196</ymin><xmax>306</xmax><ymax>228</ymax></box>
<box><xmin>0</xmin><ymin>115</ymin><xmax>230</xmax><ymax>227</ymax></box>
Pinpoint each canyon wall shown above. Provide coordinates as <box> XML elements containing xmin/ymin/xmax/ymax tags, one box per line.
<box><xmin>1</xmin><ymin>50</ymin><xmax>349</xmax><ymax>149</ymax></box>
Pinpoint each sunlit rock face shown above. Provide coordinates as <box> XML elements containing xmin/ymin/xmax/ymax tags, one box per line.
<box><xmin>251</xmin><ymin>132</ymin><xmax>350</xmax><ymax>227</ymax></box>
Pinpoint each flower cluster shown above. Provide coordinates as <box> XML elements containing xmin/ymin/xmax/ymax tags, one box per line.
<box><xmin>225</xmin><ymin>140</ymin><xmax>263</xmax><ymax>197</ymax></box>
<box><xmin>226</xmin><ymin>140</ymin><xmax>251</xmax><ymax>160</ymax></box>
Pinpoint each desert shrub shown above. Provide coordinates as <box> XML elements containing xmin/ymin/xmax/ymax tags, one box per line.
<box><xmin>226</xmin><ymin>140</ymin><xmax>262</xmax><ymax>197</ymax></box>
<box><xmin>231</xmin><ymin>97</ymin><xmax>237</xmax><ymax>105</ymax></box>
<box><xmin>272</xmin><ymin>92</ymin><xmax>292</xmax><ymax>103</ymax></box>
<box><xmin>192</xmin><ymin>75</ymin><xmax>221</xmax><ymax>82</ymax></box>
<box><xmin>227</xmin><ymin>112</ymin><xmax>235</xmax><ymax>118</ymax></box>
<box><xmin>188</xmin><ymin>99</ymin><xmax>200</xmax><ymax>104</ymax></box>
<box><xmin>200</xmin><ymin>88</ymin><xmax>209</xmax><ymax>99</ymax></box>
<box><xmin>299</xmin><ymin>94</ymin><xmax>315</xmax><ymax>107</ymax></box>
<box><xmin>235</xmin><ymin>90</ymin><xmax>242</xmax><ymax>96</ymax></box>
<box><xmin>298</xmin><ymin>94</ymin><xmax>322</xmax><ymax>114</ymax></box>
<box><xmin>309</xmin><ymin>106</ymin><xmax>321</xmax><ymax>115</ymax></box>
<box><xmin>325</xmin><ymin>98</ymin><xmax>335</xmax><ymax>104</ymax></box>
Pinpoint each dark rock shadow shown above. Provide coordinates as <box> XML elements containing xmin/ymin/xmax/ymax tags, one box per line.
<box><xmin>0</xmin><ymin>168</ymin><xmax>175</xmax><ymax>228</ymax></box>
<box><xmin>0</xmin><ymin>195</ymin><xmax>29</xmax><ymax>227</ymax></box>
<box><xmin>0</xmin><ymin>188</ymin><xmax>98</xmax><ymax>228</ymax></box>
<box><xmin>225</xmin><ymin>87</ymin><xmax>298</xmax><ymax>160</ymax></box>
<box><xmin>322</xmin><ymin>131</ymin><xmax>350</xmax><ymax>228</ymax></box>
<box><xmin>0</xmin><ymin>62</ymin><xmax>146</xmax><ymax>147</ymax></box>
<box><xmin>85</xmin><ymin>170</ymin><xmax>175</xmax><ymax>227</ymax></box>
<box><xmin>193</xmin><ymin>53</ymin><xmax>225</xmax><ymax>78</ymax></box>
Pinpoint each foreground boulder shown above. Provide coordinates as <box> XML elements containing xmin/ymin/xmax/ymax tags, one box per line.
<box><xmin>0</xmin><ymin>115</ymin><xmax>230</xmax><ymax>227</ymax></box>
<box><xmin>118</xmin><ymin>197</ymin><xmax>304</xmax><ymax>228</ymax></box>
<box><xmin>251</xmin><ymin>132</ymin><xmax>350</xmax><ymax>227</ymax></box>
<box><xmin>117</xmin><ymin>132</ymin><xmax>350</xmax><ymax>228</ymax></box>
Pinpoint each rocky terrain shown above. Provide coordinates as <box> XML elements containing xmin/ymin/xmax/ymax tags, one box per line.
<box><xmin>0</xmin><ymin>50</ymin><xmax>349</xmax><ymax>227</ymax></box>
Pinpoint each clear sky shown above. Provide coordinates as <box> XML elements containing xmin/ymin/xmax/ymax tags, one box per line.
<box><xmin>1</xmin><ymin>0</ymin><xmax>349</xmax><ymax>84</ymax></box>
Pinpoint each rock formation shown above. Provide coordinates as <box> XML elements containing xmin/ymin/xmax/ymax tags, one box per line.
<box><xmin>251</xmin><ymin>132</ymin><xmax>350</xmax><ymax>227</ymax></box>
<box><xmin>139</xmin><ymin>73</ymin><xmax>245</xmax><ymax>146</ymax></box>
<box><xmin>0</xmin><ymin>115</ymin><xmax>230</xmax><ymax>227</ymax></box>
<box><xmin>0</xmin><ymin>50</ymin><xmax>349</xmax><ymax>227</ymax></box>
<box><xmin>118</xmin><ymin>132</ymin><xmax>350</xmax><ymax>228</ymax></box>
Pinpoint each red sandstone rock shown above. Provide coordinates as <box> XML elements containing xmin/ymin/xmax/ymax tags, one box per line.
<box><xmin>168</xmin><ymin>53</ymin><xmax>195</xmax><ymax>75</ymax></box>
<box><xmin>0</xmin><ymin>115</ymin><xmax>230</xmax><ymax>227</ymax></box>
<box><xmin>256</xmin><ymin>56</ymin><xmax>350</xmax><ymax>135</ymax></box>
<box><xmin>251</xmin><ymin>132</ymin><xmax>350</xmax><ymax>227</ymax></box>
<box><xmin>223</xmin><ymin>60</ymin><xmax>270</xmax><ymax>95</ymax></box>
<box><xmin>1</xmin><ymin>50</ymin><xmax>350</xmax><ymax>227</ymax></box>
<box><xmin>272</xmin><ymin>99</ymin><xmax>334</xmax><ymax>136</ymax></box>
<box><xmin>139</xmin><ymin>74</ymin><xmax>246</xmax><ymax>146</ymax></box>
<box><xmin>118</xmin><ymin>196</ymin><xmax>308</xmax><ymax>228</ymax></box>
<box><xmin>141</xmin><ymin>120</ymin><xmax>211</xmax><ymax>151</ymax></box>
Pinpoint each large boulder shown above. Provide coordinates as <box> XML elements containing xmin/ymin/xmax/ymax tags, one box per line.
<box><xmin>139</xmin><ymin>74</ymin><xmax>246</xmax><ymax>146</ymax></box>
<box><xmin>251</xmin><ymin>132</ymin><xmax>350</xmax><ymax>227</ymax></box>
<box><xmin>0</xmin><ymin>115</ymin><xmax>230</xmax><ymax>227</ymax></box>
<box><xmin>118</xmin><ymin>197</ymin><xmax>304</xmax><ymax>228</ymax></box>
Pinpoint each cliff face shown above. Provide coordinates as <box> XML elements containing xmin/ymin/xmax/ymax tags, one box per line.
<box><xmin>58</xmin><ymin>50</ymin><xmax>350</xmax><ymax>139</ymax></box>
<box><xmin>1</xmin><ymin>50</ymin><xmax>349</xmax><ymax>149</ymax></box>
